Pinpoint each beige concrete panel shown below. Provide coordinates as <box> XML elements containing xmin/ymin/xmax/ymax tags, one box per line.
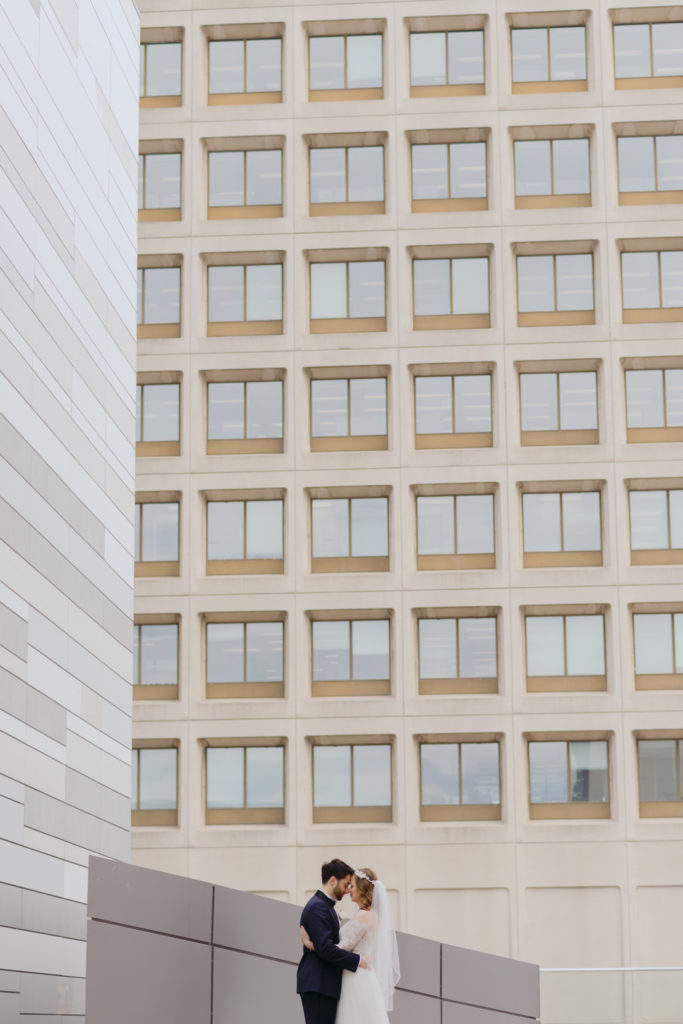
<box><xmin>524</xmin><ymin>887</ymin><xmax>623</xmax><ymax>967</ymax></box>
<box><xmin>414</xmin><ymin>888</ymin><xmax>511</xmax><ymax>958</ymax></box>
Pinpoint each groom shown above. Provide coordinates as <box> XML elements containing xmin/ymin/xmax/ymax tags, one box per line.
<box><xmin>297</xmin><ymin>858</ymin><xmax>368</xmax><ymax>1024</ymax></box>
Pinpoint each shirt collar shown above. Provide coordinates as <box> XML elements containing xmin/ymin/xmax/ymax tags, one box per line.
<box><xmin>317</xmin><ymin>889</ymin><xmax>336</xmax><ymax>907</ymax></box>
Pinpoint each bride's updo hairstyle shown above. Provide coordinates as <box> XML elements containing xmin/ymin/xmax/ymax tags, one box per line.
<box><xmin>354</xmin><ymin>868</ymin><xmax>377</xmax><ymax>909</ymax></box>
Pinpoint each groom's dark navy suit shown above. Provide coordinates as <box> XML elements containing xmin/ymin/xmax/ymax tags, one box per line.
<box><xmin>297</xmin><ymin>890</ymin><xmax>360</xmax><ymax>1024</ymax></box>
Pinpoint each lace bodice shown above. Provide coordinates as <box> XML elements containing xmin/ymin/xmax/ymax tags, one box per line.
<box><xmin>338</xmin><ymin>909</ymin><xmax>377</xmax><ymax>956</ymax></box>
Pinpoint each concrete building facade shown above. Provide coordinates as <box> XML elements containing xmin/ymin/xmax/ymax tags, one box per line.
<box><xmin>134</xmin><ymin>0</ymin><xmax>683</xmax><ymax>972</ymax></box>
<box><xmin>0</xmin><ymin>2</ymin><xmax>139</xmax><ymax>1020</ymax></box>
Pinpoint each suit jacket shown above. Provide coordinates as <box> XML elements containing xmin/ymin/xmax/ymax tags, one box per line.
<box><xmin>296</xmin><ymin>890</ymin><xmax>360</xmax><ymax>998</ymax></box>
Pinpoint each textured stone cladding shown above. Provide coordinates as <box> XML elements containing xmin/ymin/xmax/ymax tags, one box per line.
<box><xmin>0</xmin><ymin>2</ymin><xmax>139</xmax><ymax>1021</ymax></box>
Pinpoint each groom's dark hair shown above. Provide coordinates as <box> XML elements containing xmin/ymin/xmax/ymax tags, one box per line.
<box><xmin>321</xmin><ymin>859</ymin><xmax>354</xmax><ymax>883</ymax></box>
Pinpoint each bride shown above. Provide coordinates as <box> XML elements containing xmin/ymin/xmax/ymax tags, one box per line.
<box><xmin>301</xmin><ymin>868</ymin><xmax>400</xmax><ymax>1022</ymax></box>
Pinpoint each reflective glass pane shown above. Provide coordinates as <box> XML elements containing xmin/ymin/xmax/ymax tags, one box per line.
<box><xmin>131</xmin><ymin>748</ymin><xmax>138</xmax><ymax>806</ymax></box>
<box><xmin>246</xmin><ymin>38</ymin><xmax>282</xmax><ymax>93</ymax></box>
<box><xmin>634</xmin><ymin>613</ymin><xmax>674</xmax><ymax>674</ymax></box>
<box><xmin>622</xmin><ymin>252</ymin><xmax>660</xmax><ymax>309</ymax></box>
<box><xmin>614</xmin><ymin>24</ymin><xmax>651</xmax><ymax>78</ymax></box>
<box><xmin>136</xmin><ymin>385</ymin><xmax>142</xmax><ymax>442</ymax></box>
<box><xmin>448</xmin><ymin>30</ymin><xmax>484</xmax><ymax>85</ymax></box>
<box><xmin>209</xmin><ymin>40</ymin><xmax>243</xmax><ymax>94</ymax></box>
<box><xmin>526</xmin><ymin>616</ymin><xmax>565</xmax><ymax>676</ymax></box>
<box><xmin>639</xmin><ymin>739</ymin><xmax>678</xmax><ymax>801</ymax></box>
<box><xmin>421</xmin><ymin>744</ymin><xmax>459</xmax><ymax>805</ymax></box>
<box><xmin>450</xmin><ymin>142</ymin><xmax>487</xmax><ymax>198</ymax></box>
<box><xmin>452</xmin><ymin>257</ymin><xmax>489</xmax><ymax>315</ymax></box>
<box><xmin>246</xmin><ymin>264</ymin><xmax>282</xmax><ymax>321</ymax></box>
<box><xmin>309</xmin><ymin>36</ymin><xmax>345</xmax><ymax>90</ymax></box>
<box><xmin>453</xmin><ymin>375</ymin><xmax>491</xmax><ymax>433</ymax></box>
<box><xmin>139</xmin><ymin>624</ymin><xmax>178</xmax><ymax>685</ymax></box>
<box><xmin>246</xmin><ymin>150</ymin><xmax>282</xmax><ymax>205</ymax></box>
<box><xmin>415</xmin><ymin>376</ymin><xmax>452</xmax><ymax>434</ymax></box>
<box><xmin>656</xmin><ymin>135</ymin><xmax>683</xmax><ymax>190</ymax></box>
<box><xmin>145</xmin><ymin>42</ymin><xmax>181</xmax><ymax>96</ymax></box>
<box><xmin>348</xmin><ymin>146</ymin><xmax>383</xmax><ymax>202</ymax></box>
<box><xmin>660</xmin><ymin>251</ymin><xmax>683</xmax><ymax>308</ymax></box>
<box><xmin>206</xmin><ymin>622</ymin><xmax>244</xmax><ymax>683</ymax></box>
<box><xmin>412</xmin><ymin>144</ymin><xmax>448</xmax><ymax>201</ymax></box>
<box><xmin>410</xmin><ymin>33</ymin><xmax>446</xmax><ymax>86</ymax></box>
<box><xmin>559</xmin><ymin>371</ymin><xmax>597</xmax><ymax>430</ymax></box>
<box><xmin>618</xmin><ymin>137</ymin><xmax>656</xmax><ymax>192</ymax></box>
<box><xmin>137</xmin><ymin>269</ymin><xmax>143</xmax><ymax>324</ymax></box>
<box><xmin>520</xmin><ymin>374</ymin><xmax>558</xmax><ymax>431</ymax></box>
<box><xmin>549</xmin><ymin>26</ymin><xmax>586</xmax><ymax>81</ymax></box>
<box><xmin>245</xmin><ymin>500</ymin><xmax>282</xmax><ymax>559</ymax></box>
<box><xmin>246</xmin><ymin>381</ymin><xmax>282</xmax><ymax>439</ymax></box>
<box><xmin>556</xmin><ymin>254</ymin><xmax>593</xmax><ymax>311</ymax></box>
<box><xmin>311</xmin><ymin>379</ymin><xmax>348</xmax><ymax>437</ymax></box>
<box><xmin>529</xmin><ymin>742</ymin><xmax>568</xmax><ymax>803</ymax></box>
<box><xmin>523</xmin><ymin>493</ymin><xmax>561</xmax><ymax>552</ymax></box>
<box><xmin>462</xmin><ymin>743</ymin><xmax>500</xmax><ymax>805</ymax></box>
<box><xmin>458</xmin><ymin>617</ymin><xmax>497</xmax><ymax>677</ymax></box>
<box><xmin>569</xmin><ymin>741</ymin><xmax>608</xmax><ymax>803</ymax></box>
<box><xmin>246</xmin><ymin>747</ymin><xmax>283</xmax><ymax>807</ymax></box>
<box><xmin>350</xmin><ymin>377</ymin><xmax>386</xmax><ymax>436</ymax></box>
<box><xmin>669</xmin><ymin>490</ymin><xmax>683</xmax><ymax>549</ymax></box>
<box><xmin>515</xmin><ymin>140</ymin><xmax>552</xmax><ymax>196</ymax></box>
<box><xmin>246</xmin><ymin>622</ymin><xmax>283</xmax><ymax>683</ymax></box>
<box><xmin>348</xmin><ymin>261</ymin><xmax>385</xmax><ymax>318</ymax></box>
<box><xmin>350</xmin><ymin>497</ymin><xmax>388</xmax><ymax>557</ymax></box>
<box><xmin>626</xmin><ymin>370</ymin><xmax>664</xmax><ymax>429</ymax></box>
<box><xmin>313</xmin><ymin>621</ymin><xmax>350</xmax><ymax>680</ymax></box>
<box><xmin>517</xmin><ymin>255</ymin><xmax>554</xmax><ymax>312</ymax></box>
<box><xmin>566</xmin><ymin>615</ymin><xmax>605</xmax><ymax>675</ymax></box>
<box><xmin>207</xmin><ymin>501</ymin><xmax>243</xmax><ymax>560</ymax></box>
<box><xmin>354</xmin><ymin>745</ymin><xmax>391</xmax><ymax>806</ymax></box>
<box><xmin>666</xmin><ymin>369</ymin><xmax>683</xmax><ymax>426</ymax></box>
<box><xmin>208</xmin><ymin>152</ymin><xmax>244</xmax><ymax>207</ymax></box>
<box><xmin>553</xmin><ymin>139</ymin><xmax>590</xmax><ymax>194</ymax></box>
<box><xmin>417</xmin><ymin>496</ymin><xmax>454</xmax><ymax>555</ymax></box>
<box><xmin>629</xmin><ymin>490</ymin><xmax>668</xmax><ymax>549</ymax></box>
<box><xmin>414</xmin><ymin>259</ymin><xmax>450</xmax><ymax>316</ymax></box>
<box><xmin>652</xmin><ymin>22</ymin><xmax>683</xmax><ymax>76</ymax></box>
<box><xmin>144</xmin><ymin>153</ymin><xmax>181</xmax><ymax>209</ymax></box>
<box><xmin>418</xmin><ymin>619</ymin><xmax>457</xmax><ymax>679</ymax></box>
<box><xmin>347</xmin><ymin>35</ymin><xmax>382</xmax><ymax>89</ymax></box>
<box><xmin>675</xmin><ymin>615</ymin><xmax>683</xmax><ymax>672</ymax></box>
<box><xmin>141</xmin><ymin>384</ymin><xmax>179</xmax><ymax>442</ymax></box>
<box><xmin>456</xmin><ymin>494</ymin><xmax>494</xmax><ymax>554</ymax></box>
<box><xmin>208</xmin><ymin>382</ymin><xmax>243</xmax><ymax>440</ymax></box>
<box><xmin>206</xmin><ymin>748</ymin><xmax>243</xmax><ymax>809</ymax></box>
<box><xmin>562</xmin><ymin>491</ymin><xmax>601</xmax><ymax>551</ymax></box>
<box><xmin>139</xmin><ymin>748</ymin><xmax>177</xmax><ymax>809</ymax></box>
<box><xmin>314</xmin><ymin>745</ymin><xmax>351</xmax><ymax>805</ymax></box>
<box><xmin>134</xmin><ymin>502</ymin><xmax>140</xmax><ymax>559</ymax></box>
<box><xmin>311</xmin><ymin>262</ymin><xmax>347</xmax><ymax>319</ymax></box>
<box><xmin>352</xmin><ymin>620</ymin><xmax>389</xmax><ymax>679</ymax></box>
<box><xmin>312</xmin><ymin>499</ymin><xmax>349</xmax><ymax>558</ymax></box>
<box><xmin>512</xmin><ymin>28</ymin><xmax>548</xmax><ymax>82</ymax></box>
<box><xmin>141</xmin><ymin>502</ymin><xmax>178</xmax><ymax>561</ymax></box>
<box><xmin>143</xmin><ymin>267</ymin><xmax>180</xmax><ymax>324</ymax></box>
<box><xmin>208</xmin><ymin>265</ymin><xmax>243</xmax><ymax>322</ymax></box>
<box><xmin>310</xmin><ymin>149</ymin><xmax>346</xmax><ymax>204</ymax></box>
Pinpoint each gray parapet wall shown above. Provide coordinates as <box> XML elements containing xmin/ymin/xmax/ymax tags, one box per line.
<box><xmin>85</xmin><ymin>857</ymin><xmax>539</xmax><ymax>1024</ymax></box>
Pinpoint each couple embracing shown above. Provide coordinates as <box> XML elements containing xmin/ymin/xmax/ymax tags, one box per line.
<box><xmin>296</xmin><ymin>858</ymin><xmax>400</xmax><ymax>1024</ymax></box>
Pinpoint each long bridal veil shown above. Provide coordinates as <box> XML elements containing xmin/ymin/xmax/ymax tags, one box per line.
<box><xmin>372</xmin><ymin>881</ymin><xmax>401</xmax><ymax>1011</ymax></box>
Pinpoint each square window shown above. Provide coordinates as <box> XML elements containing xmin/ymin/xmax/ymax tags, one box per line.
<box><xmin>413</xmin><ymin>257</ymin><xmax>490</xmax><ymax>329</ymax></box>
<box><xmin>208</xmin><ymin>149</ymin><xmax>283</xmax><ymax>218</ymax></box>
<box><xmin>418</xmin><ymin>615</ymin><xmax>498</xmax><ymax>694</ymax></box>
<box><xmin>311</xmin><ymin>496</ymin><xmax>389</xmax><ymax>572</ymax></box>
<box><xmin>135</xmin><ymin>500</ymin><xmax>179</xmax><ymax>576</ymax></box>
<box><xmin>633</xmin><ymin>611</ymin><xmax>683</xmax><ymax>688</ymax></box>
<box><xmin>618</xmin><ymin>135</ymin><xmax>683</xmax><ymax>204</ymax></box>
<box><xmin>309</xmin><ymin>144</ymin><xmax>384</xmax><ymax>214</ymax></box>
<box><xmin>614</xmin><ymin>22</ymin><xmax>683</xmax><ymax>87</ymax></box>
<box><xmin>206</xmin><ymin>745</ymin><xmax>284</xmax><ymax>823</ymax></box>
<box><xmin>131</xmin><ymin>746</ymin><xmax>178</xmax><ymax>825</ymax></box>
<box><xmin>416</xmin><ymin>493</ymin><xmax>495</xmax><ymax>570</ymax></box>
<box><xmin>528</xmin><ymin>739</ymin><xmax>609</xmax><ymax>818</ymax></box>
<box><xmin>516</xmin><ymin>253</ymin><xmax>594</xmax><ymax>326</ymax></box>
<box><xmin>514</xmin><ymin>138</ymin><xmax>590</xmax><ymax>208</ymax></box>
<box><xmin>525</xmin><ymin>613</ymin><xmax>606</xmax><ymax>691</ymax></box>
<box><xmin>207</xmin><ymin>497</ymin><xmax>284</xmax><ymax>574</ymax></box>
<box><xmin>625</xmin><ymin>368</ymin><xmax>683</xmax><ymax>442</ymax></box>
<box><xmin>309</xmin><ymin>34</ymin><xmax>383</xmax><ymax>98</ymax></box>
<box><xmin>206</xmin><ymin>620</ymin><xmax>284</xmax><ymax>698</ymax></box>
<box><xmin>629</xmin><ymin>488</ymin><xmax>683</xmax><ymax>563</ymax></box>
<box><xmin>411</xmin><ymin>141</ymin><xmax>487</xmax><ymax>210</ymax></box>
<box><xmin>409</xmin><ymin>30</ymin><xmax>485</xmax><ymax>95</ymax></box>
<box><xmin>420</xmin><ymin>741</ymin><xmax>501</xmax><ymax>820</ymax></box>
<box><xmin>312</xmin><ymin>617</ymin><xmax>390</xmax><ymax>696</ymax></box>
<box><xmin>312</xmin><ymin>742</ymin><xmax>392</xmax><ymax>822</ymax></box>
<box><xmin>207</xmin><ymin>379</ymin><xmax>283</xmax><ymax>454</ymax></box>
<box><xmin>310</xmin><ymin>259</ymin><xmax>386</xmax><ymax>332</ymax></box>
<box><xmin>415</xmin><ymin>373</ymin><xmax>492</xmax><ymax>448</ymax></box>
<box><xmin>522</xmin><ymin>490</ymin><xmax>602</xmax><ymax>567</ymax></box>
<box><xmin>139</xmin><ymin>152</ymin><xmax>181</xmax><ymax>219</ymax></box>
<box><xmin>208</xmin><ymin>38</ymin><xmax>282</xmax><ymax>103</ymax></box>
<box><xmin>511</xmin><ymin>26</ymin><xmax>586</xmax><ymax>92</ymax></box>
<box><xmin>310</xmin><ymin>375</ymin><xmax>387</xmax><ymax>451</ymax></box>
<box><xmin>134</xmin><ymin>622</ymin><xmax>179</xmax><ymax>700</ymax></box>
<box><xmin>207</xmin><ymin>262</ymin><xmax>283</xmax><ymax>335</ymax></box>
<box><xmin>638</xmin><ymin>738</ymin><xmax>683</xmax><ymax>815</ymax></box>
<box><xmin>520</xmin><ymin>370</ymin><xmax>598</xmax><ymax>445</ymax></box>
<box><xmin>140</xmin><ymin>41</ymin><xmax>182</xmax><ymax>104</ymax></box>
<box><xmin>137</xmin><ymin>382</ymin><xmax>180</xmax><ymax>455</ymax></box>
<box><xmin>621</xmin><ymin>250</ymin><xmax>683</xmax><ymax>322</ymax></box>
<box><xmin>137</xmin><ymin>266</ymin><xmax>181</xmax><ymax>337</ymax></box>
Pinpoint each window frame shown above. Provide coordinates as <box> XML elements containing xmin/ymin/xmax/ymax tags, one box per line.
<box><xmin>526</xmin><ymin>734</ymin><xmax>611</xmax><ymax>820</ymax></box>
<box><xmin>206</xmin><ymin>256</ymin><xmax>284</xmax><ymax>336</ymax></box>
<box><xmin>138</xmin><ymin>144</ymin><xmax>182</xmax><ymax>221</ymax></box>
<box><xmin>204</xmin><ymin>612</ymin><xmax>285</xmax><ymax>699</ymax></box>
<box><xmin>309</xmin><ymin>491</ymin><xmax>390</xmax><ymax>574</ymax></box>
<box><xmin>204</xmin><ymin>739</ymin><xmax>286</xmax><ymax>824</ymax></box>
<box><xmin>308</xmin><ymin>367</ymin><xmax>388</xmax><ymax>452</ymax></box>
<box><xmin>624</xmin><ymin>362</ymin><xmax>683</xmax><ymax>443</ymax></box>
<box><xmin>637</xmin><ymin>733</ymin><xmax>683</xmax><ymax>817</ymax></box>
<box><xmin>206</xmin><ymin>141</ymin><xmax>284</xmax><ymax>220</ymax></box>
<box><xmin>136</xmin><ymin>374</ymin><xmax>181</xmax><ymax>456</ymax></box>
<box><xmin>307</xmin><ymin>26</ymin><xmax>385</xmax><ymax>102</ymax></box>
<box><xmin>134</xmin><ymin>494</ymin><xmax>180</xmax><ymax>577</ymax></box>
<box><xmin>516</xmin><ymin>248</ymin><xmax>596</xmax><ymax>327</ymax></box>
<box><xmin>613</xmin><ymin>16</ymin><xmax>683</xmax><ymax>90</ymax></box>
<box><xmin>309</xmin><ymin>611</ymin><xmax>392</xmax><ymax>697</ymax></box>
<box><xmin>518</xmin><ymin>363</ymin><xmax>599</xmax><ymax>446</ymax></box>
<box><xmin>137</xmin><ymin>261</ymin><xmax>182</xmax><ymax>339</ymax></box>
<box><xmin>523</xmin><ymin>608</ymin><xmax>607</xmax><ymax>692</ymax></box>
<box><xmin>133</xmin><ymin>616</ymin><xmax>180</xmax><ymax>701</ymax></box>
<box><xmin>510</xmin><ymin>21</ymin><xmax>588</xmax><ymax>94</ymax></box>
<box><xmin>311</xmin><ymin>738</ymin><xmax>393</xmax><ymax>823</ymax></box>
<box><xmin>632</xmin><ymin>607</ymin><xmax>683</xmax><ymax>690</ymax></box>
<box><xmin>419</xmin><ymin>736</ymin><xmax>502</xmax><ymax>821</ymax></box>
<box><xmin>620</xmin><ymin>245</ymin><xmax>683</xmax><ymax>323</ymax></box>
<box><xmin>206</xmin><ymin>492</ymin><xmax>285</xmax><ymax>576</ymax></box>
<box><xmin>139</xmin><ymin>33</ymin><xmax>183</xmax><ymax>108</ymax></box>
<box><xmin>628</xmin><ymin>483</ymin><xmax>683</xmax><ymax>565</ymax></box>
<box><xmin>416</xmin><ymin>610</ymin><xmax>499</xmax><ymax>695</ymax></box>
<box><xmin>412</xmin><ymin>250</ymin><xmax>491</xmax><ymax>330</ymax></box>
<box><xmin>205</xmin><ymin>370</ymin><xmax>284</xmax><ymax>455</ymax></box>
<box><xmin>206</xmin><ymin>27</ymin><xmax>284</xmax><ymax>105</ymax></box>
<box><xmin>512</xmin><ymin>134</ymin><xmax>591</xmax><ymax>210</ymax></box>
<box><xmin>131</xmin><ymin>741</ymin><xmax>179</xmax><ymax>826</ymax></box>
<box><xmin>308</xmin><ymin>253</ymin><xmax>387</xmax><ymax>334</ymax></box>
<box><xmin>616</xmin><ymin>129</ymin><xmax>683</xmax><ymax>206</ymax></box>
<box><xmin>521</xmin><ymin>484</ymin><xmax>603</xmax><ymax>568</ymax></box>
<box><xmin>409</xmin><ymin>133</ymin><xmax>489</xmax><ymax>212</ymax></box>
<box><xmin>307</xmin><ymin>136</ymin><xmax>386</xmax><ymax>216</ymax></box>
<box><xmin>408</xmin><ymin>22</ymin><xmax>486</xmax><ymax>98</ymax></box>
<box><xmin>413</xmin><ymin>365</ymin><xmax>493</xmax><ymax>449</ymax></box>
<box><xmin>415</xmin><ymin>486</ymin><xmax>496</xmax><ymax>571</ymax></box>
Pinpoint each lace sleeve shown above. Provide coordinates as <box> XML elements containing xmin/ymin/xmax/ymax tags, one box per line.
<box><xmin>337</xmin><ymin>912</ymin><xmax>369</xmax><ymax>952</ymax></box>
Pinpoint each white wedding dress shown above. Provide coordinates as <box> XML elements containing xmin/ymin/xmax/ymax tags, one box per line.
<box><xmin>336</xmin><ymin>909</ymin><xmax>391</xmax><ymax>1024</ymax></box>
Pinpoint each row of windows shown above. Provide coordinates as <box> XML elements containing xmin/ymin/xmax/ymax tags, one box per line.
<box><xmin>136</xmin><ymin>367</ymin><xmax>683</xmax><ymax>455</ymax></box>
<box><xmin>134</xmin><ymin>608</ymin><xmax>683</xmax><ymax>701</ymax></box>
<box><xmin>139</xmin><ymin>17</ymin><xmax>683</xmax><ymax>105</ymax></box>
<box><xmin>131</xmin><ymin>735</ymin><xmax>683</xmax><ymax>827</ymax></box>
<box><xmin>139</xmin><ymin>130</ymin><xmax>683</xmax><ymax>219</ymax></box>
<box><xmin>137</xmin><ymin>246</ymin><xmax>683</xmax><ymax>336</ymax></box>
<box><xmin>134</xmin><ymin>484</ymin><xmax>683</xmax><ymax>576</ymax></box>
